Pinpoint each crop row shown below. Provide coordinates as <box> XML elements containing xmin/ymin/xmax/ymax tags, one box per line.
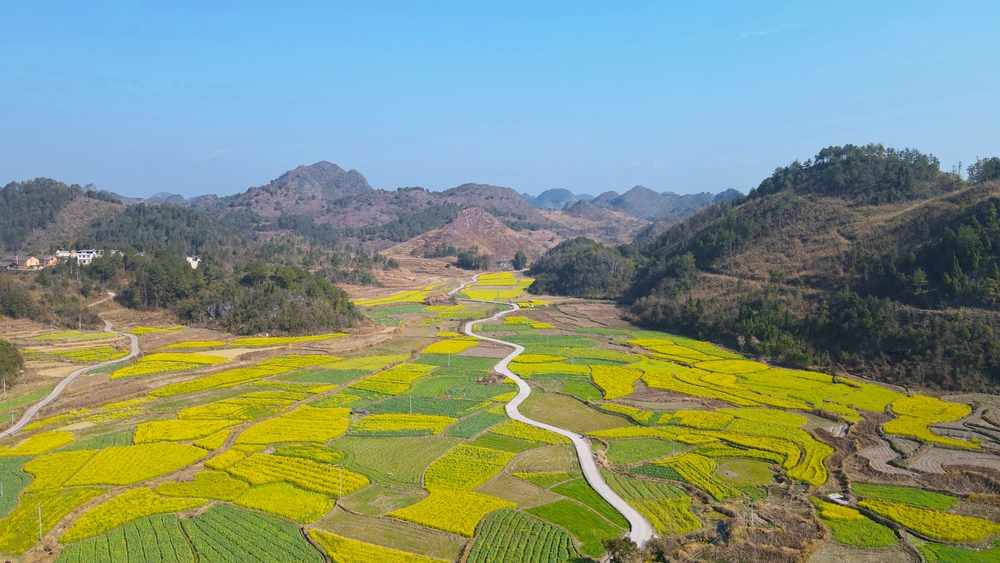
<box><xmin>225</xmin><ymin>452</ymin><xmax>369</xmax><ymax>496</ymax></box>
<box><xmin>134</xmin><ymin>419</ymin><xmax>239</xmax><ymax>444</ymax></box>
<box><xmin>62</xmin><ymin>487</ymin><xmax>205</xmax><ymax>543</ymax></box>
<box><xmin>352</xmin><ymin>363</ymin><xmax>437</xmax><ymax>395</ymax></box>
<box><xmin>809</xmin><ymin>498</ymin><xmax>896</xmax><ymax>548</ymax></box>
<box><xmin>180</xmin><ymin>504</ymin><xmax>325</xmax><ymax>562</ymax></box>
<box><xmin>422</xmin><ymin>339</ymin><xmax>479</xmax><ymax>355</ymax></box>
<box><xmin>883</xmin><ymin>395</ymin><xmax>977</xmax><ymax>449</ymax></box>
<box><xmin>467</xmin><ymin>509</ymin><xmax>576</xmax><ymax>563</ymax></box>
<box><xmin>53</xmin><ymin>346</ymin><xmax>129</xmax><ymax>363</ymax></box>
<box><xmin>489</xmin><ymin>420</ymin><xmax>568</xmax><ymax>444</ymax></box>
<box><xmin>0</xmin><ymin>487</ymin><xmax>104</xmax><ymax>554</ymax></box>
<box><xmin>1</xmin><ymin>431</ymin><xmax>76</xmax><ymax>457</ymax></box>
<box><xmin>589</xmin><ymin>365</ymin><xmax>642</xmax><ymax>399</ymax></box>
<box><xmin>309</xmin><ymin>530</ymin><xmax>446</xmax><ymax>563</ymax></box>
<box><xmin>654</xmin><ymin>453</ymin><xmax>741</xmax><ymax>501</ymax></box>
<box><xmin>232</xmin><ymin>481</ymin><xmax>335</xmax><ymax>523</ymax></box>
<box><xmin>235</xmin><ymin>405</ymin><xmax>350</xmax><ymax>445</ymax></box>
<box><xmin>157</xmin><ymin>471</ymin><xmax>250</xmax><ymax>501</ymax></box>
<box><xmin>56</xmin><ymin>514</ymin><xmax>195</xmax><ymax>563</ymax></box>
<box><xmin>389</xmin><ymin>489</ymin><xmax>516</xmax><ymax>537</ymax></box>
<box><xmin>349</xmin><ymin>413</ymin><xmax>457</xmax><ymax>436</ymax></box>
<box><xmin>424</xmin><ymin>444</ymin><xmax>515</xmax><ymax>490</ymax></box>
<box><xmin>229</xmin><ymin>334</ymin><xmax>345</xmax><ymax>346</ymax></box>
<box><xmin>859</xmin><ymin>498</ymin><xmax>1000</xmax><ymax>543</ymax></box>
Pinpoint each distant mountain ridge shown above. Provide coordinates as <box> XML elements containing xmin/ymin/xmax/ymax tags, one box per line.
<box><xmin>522</xmin><ymin>185</ymin><xmax>742</xmax><ymax>220</ymax></box>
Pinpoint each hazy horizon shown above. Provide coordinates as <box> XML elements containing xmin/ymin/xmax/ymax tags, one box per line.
<box><xmin>2</xmin><ymin>1</ymin><xmax>998</xmax><ymax>199</ymax></box>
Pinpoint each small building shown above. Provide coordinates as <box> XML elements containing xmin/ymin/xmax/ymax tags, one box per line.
<box><xmin>186</xmin><ymin>256</ymin><xmax>201</xmax><ymax>269</ymax></box>
<box><xmin>55</xmin><ymin>250</ymin><xmax>72</xmax><ymax>259</ymax></box>
<box><xmin>36</xmin><ymin>255</ymin><xmax>58</xmax><ymax>267</ymax></box>
<box><xmin>0</xmin><ymin>259</ymin><xmax>15</xmax><ymax>270</ymax></box>
<box><xmin>21</xmin><ymin>257</ymin><xmax>41</xmax><ymax>269</ymax></box>
<box><xmin>76</xmin><ymin>250</ymin><xmax>97</xmax><ymax>265</ymax></box>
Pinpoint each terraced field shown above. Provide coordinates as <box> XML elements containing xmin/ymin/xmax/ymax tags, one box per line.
<box><xmin>2</xmin><ymin>271</ymin><xmax>998</xmax><ymax>563</ymax></box>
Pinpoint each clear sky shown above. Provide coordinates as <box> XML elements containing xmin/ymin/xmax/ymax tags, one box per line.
<box><xmin>2</xmin><ymin>1</ymin><xmax>998</xmax><ymax>199</ymax></box>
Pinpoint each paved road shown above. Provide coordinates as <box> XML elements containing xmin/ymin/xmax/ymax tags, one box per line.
<box><xmin>447</xmin><ymin>272</ymin><xmax>482</xmax><ymax>296</ymax></box>
<box><xmin>1</xmin><ymin>319</ymin><xmax>140</xmax><ymax>439</ymax></box>
<box><xmin>463</xmin><ymin>301</ymin><xmax>657</xmax><ymax>546</ymax></box>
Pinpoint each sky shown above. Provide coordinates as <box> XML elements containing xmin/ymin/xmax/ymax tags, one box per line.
<box><xmin>1</xmin><ymin>1</ymin><xmax>998</xmax><ymax>199</ymax></box>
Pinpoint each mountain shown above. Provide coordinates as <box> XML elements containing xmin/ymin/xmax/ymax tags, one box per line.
<box><xmin>384</xmin><ymin>207</ymin><xmax>549</xmax><ymax>265</ymax></box>
<box><xmin>146</xmin><ymin>192</ymin><xmax>187</xmax><ymax>204</ymax></box>
<box><xmin>528</xmin><ymin>145</ymin><xmax>1000</xmax><ymax>392</ymax></box>
<box><xmin>524</xmin><ymin>188</ymin><xmax>591</xmax><ymax>210</ymax></box>
<box><xmin>542</xmin><ymin>200</ymin><xmax>650</xmax><ymax>245</ymax></box>
<box><xmin>584</xmin><ymin>186</ymin><xmax>742</xmax><ymax>221</ymax></box>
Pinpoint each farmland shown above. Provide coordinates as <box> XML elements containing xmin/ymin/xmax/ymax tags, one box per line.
<box><xmin>1</xmin><ymin>271</ymin><xmax>997</xmax><ymax>563</ymax></box>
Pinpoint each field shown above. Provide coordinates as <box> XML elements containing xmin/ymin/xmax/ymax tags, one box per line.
<box><xmin>466</xmin><ymin>509</ymin><xmax>577</xmax><ymax>563</ymax></box>
<box><xmin>1</xmin><ymin>282</ymin><xmax>996</xmax><ymax>563</ymax></box>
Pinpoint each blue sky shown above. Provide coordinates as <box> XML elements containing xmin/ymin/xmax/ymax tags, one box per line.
<box><xmin>2</xmin><ymin>1</ymin><xmax>997</xmax><ymax>198</ymax></box>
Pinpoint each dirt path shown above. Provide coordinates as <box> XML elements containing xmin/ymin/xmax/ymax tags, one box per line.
<box><xmin>1</xmin><ymin>318</ymin><xmax>140</xmax><ymax>439</ymax></box>
<box><xmin>447</xmin><ymin>272</ymin><xmax>482</xmax><ymax>296</ymax></box>
<box><xmin>462</xmin><ymin>299</ymin><xmax>657</xmax><ymax>546</ymax></box>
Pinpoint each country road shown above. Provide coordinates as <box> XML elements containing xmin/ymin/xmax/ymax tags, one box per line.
<box><xmin>462</xmin><ymin>301</ymin><xmax>657</xmax><ymax>547</ymax></box>
<box><xmin>0</xmin><ymin>319</ymin><xmax>140</xmax><ymax>440</ymax></box>
<box><xmin>447</xmin><ymin>272</ymin><xmax>481</xmax><ymax>296</ymax></box>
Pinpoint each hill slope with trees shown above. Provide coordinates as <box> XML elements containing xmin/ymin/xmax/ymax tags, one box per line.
<box><xmin>528</xmin><ymin>146</ymin><xmax>1000</xmax><ymax>392</ymax></box>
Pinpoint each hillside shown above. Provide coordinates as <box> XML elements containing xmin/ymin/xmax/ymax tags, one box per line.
<box><xmin>530</xmin><ymin>146</ymin><xmax>1000</xmax><ymax>392</ymax></box>
<box><xmin>385</xmin><ymin>207</ymin><xmax>550</xmax><ymax>266</ymax></box>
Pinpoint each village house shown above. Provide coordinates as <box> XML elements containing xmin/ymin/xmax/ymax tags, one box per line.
<box><xmin>36</xmin><ymin>255</ymin><xmax>58</xmax><ymax>267</ymax></box>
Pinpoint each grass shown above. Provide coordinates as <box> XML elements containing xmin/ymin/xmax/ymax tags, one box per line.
<box><xmin>316</xmin><ymin>508</ymin><xmax>467</xmax><ymax>562</ymax></box>
<box><xmin>560</xmin><ymin>380</ymin><xmax>603</xmax><ymax>401</ymax></box>
<box><xmin>514</xmin><ymin>471</ymin><xmax>577</xmax><ymax>489</ymax></box>
<box><xmin>0</xmin><ymin>385</ymin><xmax>54</xmax><ymax>414</ymax></box>
<box><xmin>520</xmin><ymin>391</ymin><xmax>632</xmax><ymax>434</ymax></box>
<box><xmin>551</xmin><ymin>478</ymin><xmax>629</xmax><ymax>528</ymax></box>
<box><xmin>714</xmin><ymin>458</ymin><xmax>774</xmax><ymax>487</ymax></box>
<box><xmin>852</xmin><ymin>483</ymin><xmax>961</xmax><ymax>511</ymax></box>
<box><xmin>527</xmin><ymin>500</ymin><xmax>621</xmax><ymax>558</ymax></box>
<box><xmin>340</xmin><ymin>485</ymin><xmax>428</xmax><ymax>516</ymax></box>
<box><xmin>335</xmin><ymin>436</ymin><xmax>464</xmax><ymax>488</ymax></box>
<box><xmin>601</xmin><ymin>471</ymin><xmax>701</xmax><ymax>536</ymax></box>
<box><xmin>181</xmin><ymin>504</ymin><xmax>324</xmax><ymax>562</ymax></box>
<box><xmin>157</xmin><ymin>471</ymin><xmax>250</xmax><ymax>501</ymax></box>
<box><xmin>441</xmin><ymin>410</ymin><xmax>507</xmax><ymax>438</ymax></box>
<box><xmin>229</xmin><ymin>333</ymin><xmax>345</xmax><ymax>346</ymax></box>
<box><xmin>469</xmin><ymin>433</ymin><xmax>539</xmax><ymax>453</ymax></box>
<box><xmin>291</xmin><ymin>368</ymin><xmax>366</xmax><ymax>385</ymax></box>
<box><xmin>606</xmin><ymin>438</ymin><xmax>681</xmax><ymax>465</ymax></box>
<box><xmin>348</xmin><ymin>413</ymin><xmax>458</xmax><ymax>437</ymax></box>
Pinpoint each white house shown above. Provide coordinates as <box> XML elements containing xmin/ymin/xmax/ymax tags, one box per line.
<box><xmin>186</xmin><ymin>256</ymin><xmax>201</xmax><ymax>269</ymax></box>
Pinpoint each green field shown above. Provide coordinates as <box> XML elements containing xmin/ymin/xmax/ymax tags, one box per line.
<box><xmin>527</xmin><ymin>500</ymin><xmax>621</xmax><ymax>558</ymax></box>
<box><xmin>521</xmin><ymin>392</ymin><xmax>632</xmax><ymax>434</ymax></box>
<box><xmin>335</xmin><ymin>436</ymin><xmax>464</xmax><ymax>488</ymax></box>
<box><xmin>0</xmin><ymin>284</ymin><xmax>991</xmax><ymax>563</ymax></box>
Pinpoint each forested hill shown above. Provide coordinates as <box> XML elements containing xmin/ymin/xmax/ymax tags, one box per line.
<box><xmin>528</xmin><ymin>146</ymin><xmax>1000</xmax><ymax>392</ymax></box>
<box><xmin>0</xmin><ymin>178</ymin><xmax>121</xmax><ymax>252</ymax></box>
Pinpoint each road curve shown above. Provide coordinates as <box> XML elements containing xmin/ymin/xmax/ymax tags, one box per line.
<box><xmin>447</xmin><ymin>273</ymin><xmax>482</xmax><ymax>296</ymax></box>
<box><xmin>1</xmin><ymin>320</ymin><xmax>140</xmax><ymax>439</ymax></box>
<box><xmin>463</xmin><ymin>301</ymin><xmax>656</xmax><ymax>546</ymax></box>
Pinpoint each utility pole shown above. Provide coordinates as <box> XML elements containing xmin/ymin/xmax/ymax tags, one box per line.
<box><xmin>339</xmin><ymin>463</ymin><xmax>343</xmax><ymax>500</ymax></box>
<box><xmin>447</xmin><ymin>352</ymin><xmax>451</xmax><ymax>367</ymax></box>
<box><xmin>2</xmin><ymin>376</ymin><xmax>6</xmax><ymax>400</ymax></box>
<box><xmin>38</xmin><ymin>505</ymin><xmax>42</xmax><ymax>541</ymax></box>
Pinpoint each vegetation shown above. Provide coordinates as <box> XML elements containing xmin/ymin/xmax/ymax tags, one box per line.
<box><xmin>810</xmin><ymin>498</ymin><xmax>896</xmax><ymax>548</ymax></box>
<box><xmin>388</xmin><ymin>489</ymin><xmax>515</xmax><ymax>536</ymax></box>
<box><xmin>527</xmin><ymin>237</ymin><xmax>635</xmax><ymax>298</ymax></box>
<box><xmin>0</xmin><ymin>178</ymin><xmax>83</xmax><ymax>252</ymax></box>
<box><xmin>180</xmin><ymin>504</ymin><xmax>324</xmax><ymax>562</ymax></box>
<box><xmin>852</xmin><ymin>483</ymin><xmax>961</xmax><ymax>511</ymax></box>
<box><xmin>467</xmin><ymin>509</ymin><xmax>577</xmax><ymax>563</ymax></box>
<box><xmin>62</xmin><ymin>488</ymin><xmax>205</xmax><ymax>542</ymax></box>
<box><xmin>57</xmin><ymin>514</ymin><xmax>195</xmax><ymax>563</ymax></box>
<box><xmin>526</xmin><ymin>500</ymin><xmax>621</xmax><ymax>558</ymax></box>
<box><xmin>309</xmin><ymin>530</ymin><xmax>446</xmax><ymax>563</ymax></box>
<box><xmin>859</xmin><ymin>499</ymin><xmax>1000</xmax><ymax>543</ymax></box>
<box><xmin>0</xmin><ymin>339</ymin><xmax>22</xmax><ymax>387</ymax></box>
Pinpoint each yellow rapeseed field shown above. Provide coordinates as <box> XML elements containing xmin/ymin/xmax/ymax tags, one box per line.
<box><xmin>235</xmin><ymin>406</ymin><xmax>350</xmax><ymax>444</ymax></box>
<box><xmin>389</xmin><ymin>489</ymin><xmax>515</xmax><ymax>536</ymax></box>
<box><xmin>62</xmin><ymin>487</ymin><xmax>205</xmax><ymax>542</ymax></box>
<box><xmin>133</xmin><ymin>419</ymin><xmax>240</xmax><ymax>443</ymax></box>
<box><xmin>309</xmin><ymin>530</ymin><xmax>447</xmax><ymax>563</ymax></box>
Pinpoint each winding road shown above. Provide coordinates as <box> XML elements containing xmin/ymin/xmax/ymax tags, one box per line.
<box><xmin>463</xmin><ymin>301</ymin><xmax>657</xmax><ymax>546</ymax></box>
<box><xmin>1</xmin><ymin>319</ymin><xmax>140</xmax><ymax>440</ymax></box>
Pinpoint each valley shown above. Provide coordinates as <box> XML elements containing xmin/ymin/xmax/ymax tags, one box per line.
<box><xmin>2</xmin><ymin>268</ymin><xmax>998</xmax><ymax>563</ymax></box>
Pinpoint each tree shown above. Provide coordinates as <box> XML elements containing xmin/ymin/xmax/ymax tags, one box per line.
<box><xmin>911</xmin><ymin>268</ymin><xmax>928</xmax><ymax>292</ymax></box>
<box><xmin>0</xmin><ymin>339</ymin><xmax>23</xmax><ymax>387</ymax></box>
<box><xmin>602</xmin><ymin>537</ymin><xmax>639</xmax><ymax>563</ymax></box>
<box><xmin>513</xmin><ymin>250</ymin><xmax>528</xmax><ymax>270</ymax></box>
<box><xmin>968</xmin><ymin>157</ymin><xmax>1000</xmax><ymax>183</ymax></box>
